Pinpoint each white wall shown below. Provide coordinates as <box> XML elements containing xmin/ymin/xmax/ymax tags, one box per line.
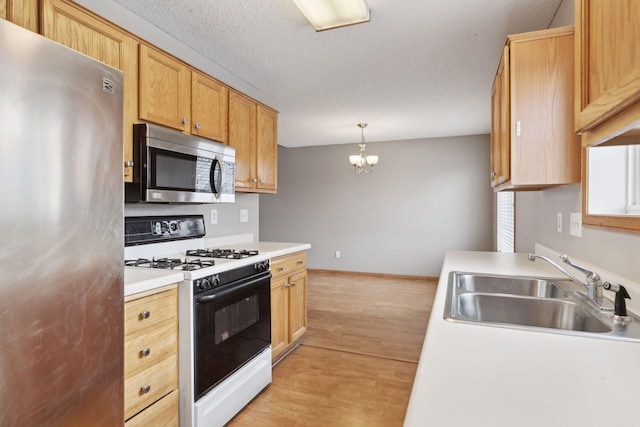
<box><xmin>259</xmin><ymin>135</ymin><xmax>494</xmax><ymax>276</ymax></box>
<box><xmin>515</xmin><ymin>0</ymin><xmax>640</xmax><ymax>283</ymax></box>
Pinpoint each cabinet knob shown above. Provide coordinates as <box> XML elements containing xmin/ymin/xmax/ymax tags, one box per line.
<box><xmin>252</xmin><ymin>178</ymin><xmax>257</xmax><ymax>183</ymax></box>
<box><xmin>285</xmin><ymin>284</ymin><xmax>291</xmax><ymax>288</ymax></box>
<box><xmin>139</xmin><ymin>311</ymin><xmax>150</xmax><ymax>320</ymax></box>
<box><xmin>278</xmin><ymin>267</ymin><xmax>284</xmax><ymax>272</ymax></box>
<box><xmin>124</xmin><ymin>160</ymin><xmax>134</xmax><ymax>167</ymax></box>
<box><xmin>259</xmin><ymin>179</ymin><xmax>264</xmax><ymax>183</ymax></box>
<box><xmin>491</xmin><ymin>171</ymin><xmax>497</xmax><ymax>179</ymax></box>
<box><xmin>296</xmin><ymin>260</ymin><xmax>303</xmax><ymax>265</ymax></box>
<box><xmin>139</xmin><ymin>348</ymin><xmax>151</xmax><ymax>358</ymax></box>
<box><xmin>140</xmin><ymin>385</ymin><xmax>151</xmax><ymax>395</ymax></box>
<box><xmin>181</xmin><ymin>118</ymin><xmax>189</xmax><ymax>125</ymax></box>
<box><xmin>290</xmin><ymin>282</ymin><xmax>296</xmax><ymax>287</ymax></box>
<box><xmin>194</xmin><ymin>123</ymin><xmax>201</xmax><ymax>129</ymax></box>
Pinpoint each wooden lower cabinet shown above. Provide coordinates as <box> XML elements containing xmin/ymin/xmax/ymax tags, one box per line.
<box><xmin>270</xmin><ymin>252</ymin><xmax>307</xmax><ymax>362</ymax></box>
<box><xmin>124</xmin><ymin>286</ymin><xmax>179</xmax><ymax>425</ymax></box>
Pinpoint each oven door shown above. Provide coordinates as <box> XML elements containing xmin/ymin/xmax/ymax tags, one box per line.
<box><xmin>193</xmin><ymin>272</ymin><xmax>271</xmax><ymax>400</ymax></box>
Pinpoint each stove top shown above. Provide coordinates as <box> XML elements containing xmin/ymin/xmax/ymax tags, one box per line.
<box><xmin>124</xmin><ymin>257</ymin><xmax>216</xmax><ymax>271</ymax></box>
<box><xmin>185</xmin><ymin>248</ymin><xmax>259</xmax><ymax>259</ymax></box>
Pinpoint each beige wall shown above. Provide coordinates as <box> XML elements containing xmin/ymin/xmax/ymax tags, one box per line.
<box><xmin>515</xmin><ymin>0</ymin><xmax>640</xmax><ymax>283</ymax></box>
<box><xmin>259</xmin><ymin>135</ymin><xmax>494</xmax><ymax>276</ymax></box>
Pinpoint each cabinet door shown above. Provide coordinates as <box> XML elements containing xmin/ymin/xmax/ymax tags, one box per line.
<box><xmin>510</xmin><ymin>31</ymin><xmax>579</xmax><ymax>185</ymax></box>
<box><xmin>576</xmin><ymin>0</ymin><xmax>640</xmax><ymax>133</ymax></box>
<box><xmin>139</xmin><ymin>44</ymin><xmax>191</xmax><ymax>132</ymax></box>
<box><xmin>288</xmin><ymin>271</ymin><xmax>307</xmax><ymax>343</ymax></box>
<box><xmin>256</xmin><ymin>105</ymin><xmax>278</xmax><ymax>192</ymax></box>
<box><xmin>270</xmin><ymin>277</ymin><xmax>289</xmax><ymax>360</ymax></box>
<box><xmin>41</xmin><ymin>0</ymin><xmax>138</xmax><ymax>182</ymax></box>
<box><xmin>191</xmin><ymin>71</ymin><xmax>228</xmax><ymax>143</ymax></box>
<box><xmin>491</xmin><ymin>46</ymin><xmax>510</xmax><ymax>187</ymax></box>
<box><xmin>4</xmin><ymin>0</ymin><xmax>38</xmax><ymax>32</ymax></box>
<box><xmin>229</xmin><ymin>90</ymin><xmax>257</xmax><ymax>190</ymax></box>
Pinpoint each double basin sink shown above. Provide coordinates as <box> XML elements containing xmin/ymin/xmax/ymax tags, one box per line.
<box><xmin>444</xmin><ymin>272</ymin><xmax>640</xmax><ymax>342</ymax></box>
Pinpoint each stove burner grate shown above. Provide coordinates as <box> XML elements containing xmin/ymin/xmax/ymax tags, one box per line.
<box><xmin>125</xmin><ymin>257</ymin><xmax>215</xmax><ymax>270</ymax></box>
<box><xmin>186</xmin><ymin>248</ymin><xmax>259</xmax><ymax>259</ymax></box>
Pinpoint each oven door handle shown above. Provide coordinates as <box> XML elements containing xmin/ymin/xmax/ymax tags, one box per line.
<box><xmin>195</xmin><ymin>273</ymin><xmax>270</xmax><ymax>304</ymax></box>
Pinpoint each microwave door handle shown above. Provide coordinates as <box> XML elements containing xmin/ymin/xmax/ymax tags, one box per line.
<box><xmin>210</xmin><ymin>158</ymin><xmax>221</xmax><ymax>196</ymax></box>
<box><xmin>195</xmin><ymin>273</ymin><xmax>270</xmax><ymax>304</ymax></box>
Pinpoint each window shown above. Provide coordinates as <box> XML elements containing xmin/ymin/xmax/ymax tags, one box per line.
<box><xmin>497</xmin><ymin>192</ymin><xmax>514</xmax><ymax>253</ymax></box>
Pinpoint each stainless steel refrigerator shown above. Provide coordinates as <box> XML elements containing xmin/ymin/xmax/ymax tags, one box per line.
<box><xmin>0</xmin><ymin>20</ymin><xmax>124</xmax><ymax>426</ymax></box>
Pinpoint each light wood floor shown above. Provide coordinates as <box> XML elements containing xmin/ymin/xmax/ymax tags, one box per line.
<box><xmin>227</xmin><ymin>271</ymin><xmax>438</xmax><ymax>427</ymax></box>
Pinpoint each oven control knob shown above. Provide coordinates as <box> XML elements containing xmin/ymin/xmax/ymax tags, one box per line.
<box><xmin>255</xmin><ymin>261</ymin><xmax>269</xmax><ymax>272</ymax></box>
<box><xmin>211</xmin><ymin>274</ymin><xmax>220</xmax><ymax>288</ymax></box>
<box><xmin>198</xmin><ymin>278</ymin><xmax>211</xmax><ymax>291</ymax></box>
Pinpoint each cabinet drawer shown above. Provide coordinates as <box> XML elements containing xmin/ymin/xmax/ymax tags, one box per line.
<box><xmin>125</xmin><ymin>389</ymin><xmax>178</xmax><ymax>427</ymax></box>
<box><xmin>125</xmin><ymin>289</ymin><xmax>177</xmax><ymax>337</ymax></box>
<box><xmin>125</xmin><ymin>320</ymin><xmax>177</xmax><ymax>379</ymax></box>
<box><xmin>271</xmin><ymin>252</ymin><xmax>306</xmax><ymax>279</ymax></box>
<box><xmin>124</xmin><ymin>354</ymin><xmax>178</xmax><ymax>420</ymax></box>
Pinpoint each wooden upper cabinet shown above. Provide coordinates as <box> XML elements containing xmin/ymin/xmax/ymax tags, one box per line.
<box><xmin>139</xmin><ymin>44</ymin><xmax>191</xmax><ymax>132</ymax></box>
<box><xmin>41</xmin><ymin>0</ymin><xmax>138</xmax><ymax>182</ymax></box>
<box><xmin>4</xmin><ymin>0</ymin><xmax>39</xmax><ymax>32</ymax></box>
<box><xmin>575</xmin><ymin>0</ymin><xmax>640</xmax><ymax>138</ymax></box>
<box><xmin>229</xmin><ymin>90</ymin><xmax>258</xmax><ymax>190</ymax></box>
<box><xmin>491</xmin><ymin>26</ymin><xmax>580</xmax><ymax>191</ymax></box>
<box><xmin>228</xmin><ymin>91</ymin><xmax>278</xmax><ymax>193</ymax></box>
<box><xmin>490</xmin><ymin>46</ymin><xmax>510</xmax><ymax>188</ymax></box>
<box><xmin>256</xmin><ymin>105</ymin><xmax>278</xmax><ymax>193</ymax></box>
<box><xmin>191</xmin><ymin>71</ymin><xmax>228</xmax><ymax>143</ymax></box>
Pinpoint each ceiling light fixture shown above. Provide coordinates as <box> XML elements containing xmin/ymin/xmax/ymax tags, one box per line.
<box><xmin>349</xmin><ymin>123</ymin><xmax>378</xmax><ymax>174</ymax></box>
<box><xmin>292</xmin><ymin>0</ymin><xmax>370</xmax><ymax>32</ymax></box>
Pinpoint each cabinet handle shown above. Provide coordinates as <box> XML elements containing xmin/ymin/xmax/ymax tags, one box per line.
<box><xmin>181</xmin><ymin>118</ymin><xmax>189</xmax><ymax>125</ymax></box>
<box><xmin>140</xmin><ymin>385</ymin><xmax>151</xmax><ymax>395</ymax></box>
<box><xmin>194</xmin><ymin>123</ymin><xmax>201</xmax><ymax>129</ymax></box>
<box><xmin>285</xmin><ymin>284</ymin><xmax>291</xmax><ymax>288</ymax></box>
<box><xmin>296</xmin><ymin>260</ymin><xmax>303</xmax><ymax>265</ymax></box>
<box><xmin>139</xmin><ymin>348</ymin><xmax>151</xmax><ymax>358</ymax></box>
<box><xmin>139</xmin><ymin>311</ymin><xmax>150</xmax><ymax>320</ymax></box>
<box><xmin>277</xmin><ymin>267</ymin><xmax>284</xmax><ymax>272</ymax></box>
<box><xmin>290</xmin><ymin>282</ymin><xmax>296</xmax><ymax>287</ymax></box>
<box><xmin>252</xmin><ymin>178</ymin><xmax>257</xmax><ymax>183</ymax></box>
<box><xmin>124</xmin><ymin>160</ymin><xmax>134</xmax><ymax>167</ymax></box>
<box><xmin>491</xmin><ymin>171</ymin><xmax>497</xmax><ymax>179</ymax></box>
<box><xmin>259</xmin><ymin>179</ymin><xmax>264</xmax><ymax>183</ymax></box>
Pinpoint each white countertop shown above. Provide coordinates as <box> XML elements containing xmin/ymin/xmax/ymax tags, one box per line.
<box><xmin>124</xmin><ymin>241</ymin><xmax>310</xmax><ymax>297</ymax></box>
<box><xmin>404</xmin><ymin>251</ymin><xmax>640</xmax><ymax>427</ymax></box>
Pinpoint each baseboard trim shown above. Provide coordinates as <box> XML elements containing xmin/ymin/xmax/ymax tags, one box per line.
<box><xmin>307</xmin><ymin>268</ymin><xmax>438</xmax><ymax>282</ymax></box>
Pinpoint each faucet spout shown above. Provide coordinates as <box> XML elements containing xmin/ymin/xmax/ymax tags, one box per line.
<box><xmin>527</xmin><ymin>254</ymin><xmax>587</xmax><ymax>289</ymax></box>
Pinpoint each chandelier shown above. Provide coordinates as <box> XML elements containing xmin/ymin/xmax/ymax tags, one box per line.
<box><xmin>349</xmin><ymin>123</ymin><xmax>378</xmax><ymax>174</ymax></box>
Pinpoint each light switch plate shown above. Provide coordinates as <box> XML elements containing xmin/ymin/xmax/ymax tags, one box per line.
<box><xmin>240</xmin><ymin>209</ymin><xmax>249</xmax><ymax>223</ymax></box>
<box><xmin>570</xmin><ymin>212</ymin><xmax>582</xmax><ymax>237</ymax></box>
<box><xmin>210</xmin><ymin>209</ymin><xmax>217</xmax><ymax>225</ymax></box>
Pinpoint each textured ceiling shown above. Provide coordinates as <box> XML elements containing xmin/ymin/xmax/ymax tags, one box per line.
<box><xmin>111</xmin><ymin>0</ymin><xmax>563</xmax><ymax>147</ymax></box>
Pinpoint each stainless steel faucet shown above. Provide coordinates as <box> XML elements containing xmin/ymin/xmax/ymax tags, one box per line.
<box><xmin>528</xmin><ymin>253</ymin><xmax>610</xmax><ymax>310</ymax></box>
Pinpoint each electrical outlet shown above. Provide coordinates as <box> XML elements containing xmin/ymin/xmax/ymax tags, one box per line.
<box><xmin>240</xmin><ymin>209</ymin><xmax>249</xmax><ymax>223</ymax></box>
<box><xmin>557</xmin><ymin>212</ymin><xmax>562</xmax><ymax>233</ymax></box>
<box><xmin>570</xmin><ymin>212</ymin><xmax>582</xmax><ymax>237</ymax></box>
<box><xmin>335</xmin><ymin>251</ymin><xmax>341</xmax><ymax>259</ymax></box>
<box><xmin>210</xmin><ymin>209</ymin><xmax>217</xmax><ymax>225</ymax></box>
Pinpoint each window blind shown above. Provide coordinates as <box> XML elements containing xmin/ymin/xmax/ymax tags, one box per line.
<box><xmin>497</xmin><ymin>192</ymin><xmax>515</xmax><ymax>253</ymax></box>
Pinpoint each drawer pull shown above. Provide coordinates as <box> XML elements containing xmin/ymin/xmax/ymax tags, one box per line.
<box><xmin>140</xmin><ymin>385</ymin><xmax>151</xmax><ymax>395</ymax></box>
<box><xmin>139</xmin><ymin>311</ymin><xmax>150</xmax><ymax>320</ymax></box>
<box><xmin>277</xmin><ymin>267</ymin><xmax>284</xmax><ymax>272</ymax></box>
<box><xmin>296</xmin><ymin>260</ymin><xmax>303</xmax><ymax>265</ymax></box>
<box><xmin>139</xmin><ymin>348</ymin><xmax>151</xmax><ymax>358</ymax></box>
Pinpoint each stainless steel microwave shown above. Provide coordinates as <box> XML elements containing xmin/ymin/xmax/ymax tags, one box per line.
<box><xmin>125</xmin><ymin>123</ymin><xmax>235</xmax><ymax>204</ymax></box>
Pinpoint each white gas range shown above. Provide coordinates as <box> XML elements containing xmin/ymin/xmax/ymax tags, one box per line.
<box><xmin>124</xmin><ymin>215</ymin><xmax>272</xmax><ymax>427</ymax></box>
